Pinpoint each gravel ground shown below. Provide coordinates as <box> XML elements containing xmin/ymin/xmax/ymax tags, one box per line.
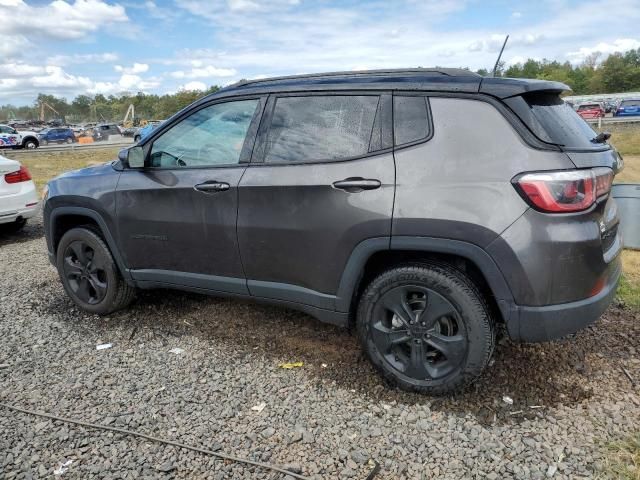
<box><xmin>1</xmin><ymin>216</ymin><xmax>639</xmax><ymax>479</ymax></box>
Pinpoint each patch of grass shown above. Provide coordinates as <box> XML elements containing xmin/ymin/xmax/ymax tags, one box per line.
<box><xmin>616</xmin><ymin>155</ymin><xmax>640</xmax><ymax>184</ymax></box>
<box><xmin>604</xmin><ymin>433</ymin><xmax>640</xmax><ymax>480</ymax></box>
<box><xmin>607</xmin><ymin>125</ymin><xmax>640</xmax><ymax>157</ymax></box>
<box><xmin>619</xmin><ymin>251</ymin><xmax>640</xmax><ymax>311</ymax></box>
<box><xmin>3</xmin><ymin>147</ymin><xmax>121</xmax><ymax>192</ymax></box>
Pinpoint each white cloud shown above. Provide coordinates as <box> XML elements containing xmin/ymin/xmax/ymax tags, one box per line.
<box><xmin>0</xmin><ymin>63</ymin><xmax>46</xmax><ymax>77</ymax></box>
<box><xmin>567</xmin><ymin>38</ymin><xmax>640</xmax><ymax>62</ymax></box>
<box><xmin>511</xmin><ymin>11</ymin><xmax>522</xmax><ymax>18</ymax></box>
<box><xmin>179</xmin><ymin>81</ymin><xmax>208</xmax><ymax>91</ymax></box>
<box><xmin>115</xmin><ymin>63</ymin><xmax>150</xmax><ymax>74</ymax></box>
<box><xmin>0</xmin><ymin>0</ymin><xmax>128</xmax><ymax>40</ymax></box>
<box><xmin>49</xmin><ymin>53</ymin><xmax>119</xmax><ymax>66</ymax></box>
<box><xmin>30</xmin><ymin>66</ymin><xmax>94</xmax><ymax>89</ymax></box>
<box><xmin>170</xmin><ymin>65</ymin><xmax>237</xmax><ymax>79</ymax></box>
<box><xmin>0</xmin><ymin>63</ymin><xmax>160</xmax><ymax>99</ymax></box>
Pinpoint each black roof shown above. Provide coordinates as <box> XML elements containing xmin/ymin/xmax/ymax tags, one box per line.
<box><xmin>209</xmin><ymin>68</ymin><xmax>570</xmax><ymax>101</ymax></box>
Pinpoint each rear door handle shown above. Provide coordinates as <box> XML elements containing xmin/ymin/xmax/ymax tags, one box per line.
<box><xmin>194</xmin><ymin>181</ymin><xmax>230</xmax><ymax>193</ymax></box>
<box><xmin>333</xmin><ymin>177</ymin><xmax>381</xmax><ymax>193</ymax></box>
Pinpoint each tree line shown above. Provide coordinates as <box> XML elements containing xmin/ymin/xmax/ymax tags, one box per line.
<box><xmin>2</xmin><ymin>49</ymin><xmax>640</xmax><ymax>124</ymax></box>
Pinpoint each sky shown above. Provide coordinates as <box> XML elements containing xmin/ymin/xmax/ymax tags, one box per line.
<box><xmin>1</xmin><ymin>0</ymin><xmax>640</xmax><ymax>105</ymax></box>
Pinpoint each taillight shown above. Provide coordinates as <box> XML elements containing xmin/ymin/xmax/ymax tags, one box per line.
<box><xmin>4</xmin><ymin>165</ymin><xmax>32</xmax><ymax>184</ymax></box>
<box><xmin>513</xmin><ymin>168</ymin><xmax>613</xmax><ymax>213</ymax></box>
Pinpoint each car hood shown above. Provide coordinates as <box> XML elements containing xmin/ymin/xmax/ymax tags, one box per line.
<box><xmin>0</xmin><ymin>154</ymin><xmax>20</xmax><ymax>174</ymax></box>
<box><xmin>57</xmin><ymin>161</ymin><xmax>117</xmax><ymax>179</ymax></box>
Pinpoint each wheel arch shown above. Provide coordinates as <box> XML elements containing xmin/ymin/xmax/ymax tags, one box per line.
<box><xmin>21</xmin><ymin>135</ymin><xmax>39</xmax><ymax>148</ymax></box>
<box><xmin>47</xmin><ymin>206</ymin><xmax>132</xmax><ymax>283</ymax></box>
<box><xmin>336</xmin><ymin>236</ymin><xmax>515</xmax><ymax>326</ymax></box>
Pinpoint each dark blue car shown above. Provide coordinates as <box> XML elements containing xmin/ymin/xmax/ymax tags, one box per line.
<box><xmin>614</xmin><ymin>99</ymin><xmax>640</xmax><ymax>117</ymax></box>
<box><xmin>38</xmin><ymin>127</ymin><xmax>76</xmax><ymax>145</ymax></box>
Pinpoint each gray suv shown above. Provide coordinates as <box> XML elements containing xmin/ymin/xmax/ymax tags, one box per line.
<box><xmin>43</xmin><ymin>69</ymin><xmax>623</xmax><ymax>394</ymax></box>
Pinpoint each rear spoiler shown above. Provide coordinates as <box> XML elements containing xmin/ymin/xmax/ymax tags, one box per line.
<box><xmin>479</xmin><ymin>77</ymin><xmax>570</xmax><ymax>99</ymax></box>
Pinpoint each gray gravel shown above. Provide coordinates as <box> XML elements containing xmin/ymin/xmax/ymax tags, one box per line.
<box><xmin>1</xmin><ymin>216</ymin><xmax>639</xmax><ymax>479</ymax></box>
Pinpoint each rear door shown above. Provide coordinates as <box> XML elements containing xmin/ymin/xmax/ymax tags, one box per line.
<box><xmin>237</xmin><ymin>92</ymin><xmax>394</xmax><ymax>309</ymax></box>
<box><xmin>116</xmin><ymin>96</ymin><xmax>265</xmax><ymax>293</ymax></box>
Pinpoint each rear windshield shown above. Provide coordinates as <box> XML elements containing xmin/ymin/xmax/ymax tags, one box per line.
<box><xmin>522</xmin><ymin>93</ymin><xmax>601</xmax><ymax>149</ymax></box>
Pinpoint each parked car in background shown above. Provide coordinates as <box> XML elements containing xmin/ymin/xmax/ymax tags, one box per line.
<box><xmin>122</xmin><ymin>127</ymin><xmax>137</xmax><ymax>138</ymax></box>
<box><xmin>0</xmin><ymin>124</ymin><xmax>40</xmax><ymax>149</ymax></box>
<box><xmin>613</xmin><ymin>99</ymin><xmax>640</xmax><ymax>117</ymax></box>
<box><xmin>43</xmin><ymin>69</ymin><xmax>623</xmax><ymax>394</ymax></box>
<box><xmin>134</xmin><ymin>121</ymin><xmax>163</xmax><ymax>142</ymax></box>
<box><xmin>577</xmin><ymin>102</ymin><xmax>605</xmax><ymax>119</ymax></box>
<box><xmin>0</xmin><ymin>154</ymin><xmax>39</xmax><ymax>232</ymax></box>
<box><xmin>38</xmin><ymin>127</ymin><xmax>76</xmax><ymax>145</ymax></box>
<box><xmin>93</xmin><ymin>124</ymin><xmax>122</xmax><ymax>141</ymax></box>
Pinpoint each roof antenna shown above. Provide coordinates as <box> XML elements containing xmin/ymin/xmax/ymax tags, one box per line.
<box><xmin>492</xmin><ymin>35</ymin><xmax>509</xmax><ymax>77</ymax></box>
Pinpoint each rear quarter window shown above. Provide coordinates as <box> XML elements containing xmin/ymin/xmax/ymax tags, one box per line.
<box><xmin>393</xmin><ymin>95</ymin><xmax>430</xmax><ymax>146</ymax></box>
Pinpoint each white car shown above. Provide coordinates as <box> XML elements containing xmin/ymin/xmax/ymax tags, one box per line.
<box><xmin>0</xmin><ymin>155</ymin><xmax>39</xmax><ymax>231</ymax></box>
<box><xmin>0</xmin><ymin>124</ymin><xmax>40</xmax><ymax>149</ymax></box>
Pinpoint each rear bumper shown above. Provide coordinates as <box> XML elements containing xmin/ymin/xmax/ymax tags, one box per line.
<box><xmin>0</xmin><ymin>181</ymin><xmax>40</xmax><ymax>224</ymax></box>
<box><xmin>507</xmin><ymin>256</ymin><xmax>622</xmax><ymax>342</ymax></box>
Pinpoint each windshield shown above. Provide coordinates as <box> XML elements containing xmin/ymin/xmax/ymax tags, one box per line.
<box><xmin>524</xmin><ymin>93</ymin><xmax>601</xmax><ymax>149</ymax></box>
<box><xmin>620</xmin><ymin>100</ymin><xmax>640</xmax><ymax>107</ymax></box>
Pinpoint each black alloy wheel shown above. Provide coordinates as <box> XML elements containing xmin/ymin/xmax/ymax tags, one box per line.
<box><xmin>62</xmin><ymin>240</ymin><xmax>109</xmax><ymax>305</ymax></box>
<box><xmin>370</xmin><ymin>284</ymin><xmax>467</xmax><ymax>380</ymax></box>
<box><xmin>357</xmin><ymin>263</ymin><xmax>495</xmax><ymax>394</ymax></box>
<box><xmin>56</xmin><ymin>227</ymin><xmax>136</xmax><ymax>314</ymax></box>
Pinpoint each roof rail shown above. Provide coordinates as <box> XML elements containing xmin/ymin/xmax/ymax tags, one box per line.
<box><xmin>228</xmin><ymin>68</ymin><xmax>479</xmax><ymax>89</ymax></box>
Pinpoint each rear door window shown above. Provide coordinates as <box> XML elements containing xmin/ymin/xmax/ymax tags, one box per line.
<box><xmin>264</xmin><ymin>95</ymin><xmax>380</xmax><ymax>163</ymax></box>
<box><xmin>393</xmin><ymin>95</ymin><xmax>430</xmax><ymax>146</ymax></box>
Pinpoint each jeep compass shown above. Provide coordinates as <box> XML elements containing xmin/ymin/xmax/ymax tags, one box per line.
<box><xmin>43</xmin><ymin>69</ymin><xmax>623</xmax><ymax>394</ymax></box>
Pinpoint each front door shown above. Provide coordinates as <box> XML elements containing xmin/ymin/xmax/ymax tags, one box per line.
<box><xmin>116</xmin><ymin>96</ymin><xmax>265</xmax><ymax>294</ymax></box>
<box><xmin>237</xmin><ymin>93</ymin><xmax>395</xmax><ymax>309</ymax></box>
<box><xmin>0</xmin><ymin>125</ymin><xmax>20</xmax><ymax>148</ymax></box>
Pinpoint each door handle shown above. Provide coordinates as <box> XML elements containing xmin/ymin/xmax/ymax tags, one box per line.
<box><xmin>332</xmin><ymin>177</ymin><xmax>381</xmax><ymax>192</ymax></box>
<box><xmin>194</xmin><ymin>181</ymin><xmax>230</xmax><ymax>193</ymax></box>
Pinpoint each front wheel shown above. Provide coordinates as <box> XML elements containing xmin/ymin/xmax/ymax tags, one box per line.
<box><xmin>66</xmin><ymin>137</ymin><xmax>73</xmax><ymax>144</ymax></box>
<box><xmin>357</xmin><ymin>263</ymin><xmax>495</xmax><ymax>395</ymax></box>
<box><xmin>23</xmin><ymin>139</ymin><xmax>38</xmax><ymax>149</ymax></box>
<box><xmin>56</xmin><ymin>227</ymin><xmax>136</xmax><ymax>315</ymax></box>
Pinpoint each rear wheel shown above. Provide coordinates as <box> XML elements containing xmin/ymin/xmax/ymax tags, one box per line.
<box><xmin>66</xmin><ymin>137</ymin><xmax>73</xmax><ymax>144</ymax></box>
<box><xmin>357</xmin><ymin>263</ymin><xmax>495</xmax><ymax>395</ymax></box>
<box><xmin>56</xmin><ymin>227</ymin><xmax>135</xmax><ymax>315</ymax></box>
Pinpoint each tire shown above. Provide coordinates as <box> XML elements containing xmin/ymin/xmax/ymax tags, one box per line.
<box><xmin>1</xmin><ymin>218</ymin><xmax>26</xmax><ymax>233</ymax></box>
<box><xmin>134</xmin><ymin>135</ymin><xmax>141</xmax><ymax>142</ymax></box>
<box><xmin>66</xmin><ymin>137</ymin><xmax>73</xmax><ymax>144</ymax></box>
<box><xmin>56</xmin><ymin>227</ymin><xmax>136</xmax><ymax>315</ymax></box>
<box><xmin>356</xmin><ymin>263</ymin><xmax>495</xmax><ymax>395</ymax></box>
<box><xmin>23</xmin><ymin>138</ymin><xmax>38</xmax><ymax>149</ymax></box>
<box><xmin>42</xmin><ymin>140</ymin><xmax>48</xmax><ymax>146</ymax></box>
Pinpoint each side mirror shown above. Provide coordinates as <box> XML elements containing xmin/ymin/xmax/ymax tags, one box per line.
<box><xmin>120</xmin><ymin>146</ymin><xmax>145</xmax><ymax>168</ymax></box>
